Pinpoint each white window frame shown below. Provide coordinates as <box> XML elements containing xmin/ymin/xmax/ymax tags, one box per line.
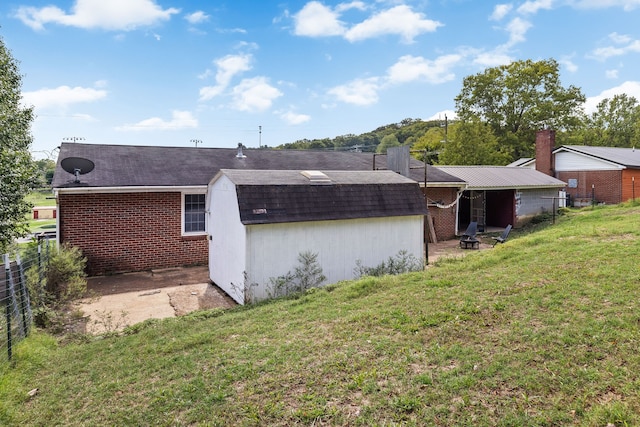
<box><xmin>181</xmin><ymin>190</ymin><xmax>207</xmax><ymax>236</ymax></box>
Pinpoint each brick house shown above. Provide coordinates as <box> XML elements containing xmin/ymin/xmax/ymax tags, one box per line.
<box><xmin>52</xmin><ymin>142</ymin><xmax>462</xmax><ymax>276</ymax></box>
<box><xmin>518</xmin><ymin>129</ymin><xmax>640</xmax><ymax>205</ymax></box>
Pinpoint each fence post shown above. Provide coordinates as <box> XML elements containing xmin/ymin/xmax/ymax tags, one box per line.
<box><xmin>15</xmin><ymin>253</ymin><xmax>30</xmax><ymax>336</ymax></box>
<box><xmin>4</xmin><ymin>254</ymin><xmax>12</xmax><ymax>361</ymax></box>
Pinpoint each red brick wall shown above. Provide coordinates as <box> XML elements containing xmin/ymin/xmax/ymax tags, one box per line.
<box><xmin>59</xmin><ymin>192</ymin><xmax>207</xmax><ymax>275</ymax></box>
<box><xmin>535</xmin><ymin>129</ymin><xmax>555</xmax><ymax>176</ymax></box>
<box><xmin>556</xmin><ymin>170</ymin><xmax>622</xmax><ymax>205</ymax></box>
<box><xmin>621</xmin><ymin>169</ymin><xmax>640</xmax><ymax>202</ymax></box>
<box><xmin>424</xmin><ymin>187</ymin><xmax>459</xmax><ymax>241</ymax></box>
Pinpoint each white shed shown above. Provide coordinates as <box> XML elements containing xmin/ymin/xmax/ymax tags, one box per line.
<box><xmin>207</xmin><ymin>169</ymin><xmax>428</xmax><ymax>304</ymax></box>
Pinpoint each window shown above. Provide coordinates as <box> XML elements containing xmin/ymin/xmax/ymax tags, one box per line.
<box><xmin>183</xmin><ymin>193</ymin><xmax>206</xmax><ymax>234</ymax></box>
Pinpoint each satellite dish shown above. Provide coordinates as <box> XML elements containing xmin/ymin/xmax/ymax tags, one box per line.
<box><xmin>61</xmin><ymin>157</ymin><xmax>95</xmax><ymax>183</ymax></box>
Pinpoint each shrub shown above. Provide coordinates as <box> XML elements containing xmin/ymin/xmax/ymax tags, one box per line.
<box><xmin>267</xmin><ymin>251</ymin><xmax>326</xmax><ymax>299</ymax></box>
<box><xmin>26</xmin><ymin>244</ymin><xmax>87</xmax><ymax>330</ymax></box>
<box><xmin>354</xmin><ymin>250</ymin><xmax>423</xmax><ymax>278</ymax></box>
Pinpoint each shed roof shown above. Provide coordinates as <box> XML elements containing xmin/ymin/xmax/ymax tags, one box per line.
<box><xmin>52</xmin><ymin>142</ymin><xmax>463</xmax><ymax>189</ymax></box>
<box><xmin>213</xmin><ymin>169</ymin><xmax>428</xmax><ymax>225</ymax></box>
<box><xmin>436</xmin><ymin>166</ymin><xmax>566</xmax><ymax>190</ymax></box>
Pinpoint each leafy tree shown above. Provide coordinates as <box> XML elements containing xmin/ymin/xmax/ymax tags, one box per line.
<box><xmin>0</xmin><ymin>35</ymin><xmax>37</xmax><ymax>252</ymax></box>
<box><xmin>455</xmin><ymin>59</ymin><xmax>585</xmax><ymax>160</ymax></box>
<box><xmin>376</xmin><ymin>133</ymin><xmax>400</xmax><ymax>153</ymax></box>
<box><xmin>34</xmin><ymin>158</ymin><xmax>56</xmax><ymax>186</ymax></box>
<box><xmin>437</xmin><ymin>120</ymin><xmax>511</xmax><ymax>165</ymax></box>
<box><xmin>583</xmin><ymin>94</ymin><xmax>640</xmax><ymax>147</ymax></box>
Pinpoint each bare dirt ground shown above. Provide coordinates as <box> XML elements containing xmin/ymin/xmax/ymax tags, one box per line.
<box><xmin>76</xmin><ymin>239</ymin><xmax>492</xmax><ymax>334</ymax></box>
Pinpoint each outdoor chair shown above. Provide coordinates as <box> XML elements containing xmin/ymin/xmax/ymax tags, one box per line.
<box><xmin>459</xmin><ymin>221</ymin><xmax>479</xmax><ymax>249</ymax></box>
<box><xmin>492</xmin><ymin>224</ymin><xmax>512</xmax><ymax>247</ymax></box>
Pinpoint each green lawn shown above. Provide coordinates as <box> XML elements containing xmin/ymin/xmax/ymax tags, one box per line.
<box><xmin>2</xmin><ymin>203</ymin><xmax>640</xmax><ymax>426</ymax></box>
<box><xmin>25</xmin><ymin>189</ymin><xmax>55</xmax><ymax>207</ymax></box>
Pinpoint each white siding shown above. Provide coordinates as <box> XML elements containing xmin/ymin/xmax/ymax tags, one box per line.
<box><xmin>208</xmin><ymin>175</ymin><xmax>247</xmax><ymax>304</ymax></box>
<box><xmin>555</xmin><ymin>151</ymin><xmax>623</xmax><ymax>171</ymax></box>
<box><xmin>244</xmin><ymin>216</ymin><xmax>424</xmax><ymax>302</ymax></box>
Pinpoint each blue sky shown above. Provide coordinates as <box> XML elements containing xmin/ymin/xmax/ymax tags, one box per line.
<box><xmin>2</xmin><ymin>0</ymin><xmax>640</xmax><ymax>159</ymax></box>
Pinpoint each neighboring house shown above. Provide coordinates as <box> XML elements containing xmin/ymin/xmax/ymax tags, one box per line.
<box><xmin>436</xmin><ymin>166</ymin><xmax>567</xmax><ymax>233</ymax></box>
<box><xmin>52</xmin><ymin>142</ymin><xmax>461</xmax><ymax>276</ymax></box>
<box><xmin>208</xmin><ymin>169</ymin><xmax>427</xmax><ymax>304</ymax></box>
<box><xmin>517</xmin><ymin>129</ymin><xmax>640</xmax><ymax>205</ymax></box>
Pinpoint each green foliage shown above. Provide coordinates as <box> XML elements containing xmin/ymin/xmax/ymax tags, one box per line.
<box><xmin>454</xmin><ymin>58</ymin><xmax>586</xmax><ymax>160</ymax></box>
<box><xmin>26</xmin><ymin>244</ymin><xmax>87</xmax><ymax>330</ymax></box>
<box><xmin>0</xmin><ymin>36</ymin><xmax>38</xmax><ymax>252</ymax></box>
<box><xmin>437</xmin><ymin>120</ymin><xmax>512</xmax><ymax>165</ymax></box>
<box><xmin>375</xmin><ymin>133</ymin><xmax>400</xmax><ymax>153</ymax></box>
<box><xmin>354</xmin><ymin>250</ymin><xmax>423</xmax><ymax>278</ymax></box>
<box><xmin>582</xmin><ymin>93</ymin><xmax>640</xmax><ymax>147</ymax></box>
<box><xmin>268</xmin><ymin>251</ymin><xmax>326</xmax><ymax>299</ymax></box>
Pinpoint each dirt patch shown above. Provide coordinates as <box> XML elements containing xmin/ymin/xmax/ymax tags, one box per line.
<box><xmin>78</xmin><ymin>266</ymin><xmax>235</xmax><ymax>334</ymax></box>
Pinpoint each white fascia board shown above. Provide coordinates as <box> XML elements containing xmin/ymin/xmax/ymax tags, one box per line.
<box><xmin>54</xmin><ymin>185</ymin><xmax>207</xmax><ymax>195</ymax></box>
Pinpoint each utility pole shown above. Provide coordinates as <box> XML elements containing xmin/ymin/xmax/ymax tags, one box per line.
<box><xmin>258</xmin><ymin>125</ymin><xmax>262</xmax><ymax>148</ymax></box>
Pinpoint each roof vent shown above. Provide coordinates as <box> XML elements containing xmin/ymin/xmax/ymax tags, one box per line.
<box><xmin>301</xmin><ymin>170</ymin><xmax>332</xmax><ymax>185</ymax></box>
<box><xmin>236</xmin><ymin>143</ymin><xmax>246</xmax><ymax>159</ymax></box>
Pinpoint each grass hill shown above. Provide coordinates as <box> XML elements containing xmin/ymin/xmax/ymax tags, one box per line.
<box><xmin>2</xmin><ymin>203</ymin><xmax>640</xmax><ymax>426</ymax></box>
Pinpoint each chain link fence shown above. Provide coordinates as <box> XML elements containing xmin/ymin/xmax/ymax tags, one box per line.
<box><xmin>1</xmin><ymin>237</ymin><xmax>53</xmax><ymax>364</ymax></box>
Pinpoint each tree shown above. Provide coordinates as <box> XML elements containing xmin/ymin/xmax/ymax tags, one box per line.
<box><xmin>0</xmin><ymin>35</ymin><xmax>37</xmax><ymax>252</ymax></box>
<box><xmin>584</xmin><ymin>94</ymin><xmax>640</xmax><ymax>147</ymax></box>
<box><xmin>376</xmin><ymin>133</ymin><xmax>400</xmax><ymax>153</ymax></box>
<box><xmin>455</xmin><ymin>59</ymin><xmax>585</xmax><ymax>160</ymax></box>
<box><xmin>437</xmin><ymin>120</ymin><xmax>511</xmax><ymax>165</ymax></box>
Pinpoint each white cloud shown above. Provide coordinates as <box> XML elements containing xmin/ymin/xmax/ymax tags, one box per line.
<box><xmin>230</xmin><ymin>77</ymin><xmax>283</xmax><ymax>112</ymax></box>
<box><xmin>293</xmin><ymin>1</ymin><xmax>346</xmax><ymax>37</ymax></box>
<box><xmin>559</xmin><ymin>57</ymin><xmax>578</xmax><ymax>73</ymax></box>
<box><xmin>386</xmin><ymin>54</ymin><xmax>461</xmax><ymax>85</ymax></box>
<box><xmin>16</xmin><ymin>0</ymin><xmax>179</xmax><ymax>31</ymax></box>
<box><xmin>490</xmin><ymin>4</ymin><xmax>513</xmax><ymax>20</ymax></box>
<box><xmin>335</xmin><ymin>1</ymin><xmax>367</xmax><ymax>13</ymax></box>
<box><xmin>606</xmin><ymin>69</ymin><xmax>619</xmax><ymax>79</ymax></box>
<box><xmin>568</xmin><ymin>0</ymin><xmax>640</xmax><ymax>12</ymax></box>
<box><xmin>22</xmin><ymin>85</ymin><xmax>107</xmax><ymax>110</ymax></box>
<box><xmin>293</xmin><ymin>2</ymin><xmax>441</xmax><ymax>43</ymax></box>
<box><xmin>279</xmin><ymin>110</ymin><xmax>311</xmax><ymax>125</ymax></box>
<box><xmin>185</xmin><ymin>11</ymin><xmax>209</xmax><ymax>25</ymax></box>
<box><xmin>199</xmin><ymin>54</ymin><xmax>253</xmax><ymax>101</ymax></box>
<box><xmin>504</xmin><ymin>17</ymin><xmax>532</xmax><ymax>46</ymax></box>
<box><xmin>517</xmin><ymin>0</ymin><xmax>554</xmax><ymax>14</ymax></box>
<box><xmin>426</xmin><ymin>110</ymin><xmax>457</xmax><ymax>121</ymax></box>
<box><xmin>590</xmin><ymin>33</ymin><xmax>640</xmax><ymax>60</ymax></box>
<box><xmin>328</xmin><ymin>77</ymin><xmax>380</xmax><ymax>106</ymax></box>
<box><xmin>583</xmin><ymin>81</ymin><xmax>640</xmax><ymax>113</ymax></box>
<box><xmin>117</xmin><ymin>110</ymin><xmax>198</xmax><ymax>131</ymax></box>
<box><xmin>473</xmin><ymin>50</ymin><xmax>513</xmax><ymax>67</ymax></box>
<box><xmin>345</xmin><ymin>5</ymin><xmax>442</xmax><ymax>43</ymax></box>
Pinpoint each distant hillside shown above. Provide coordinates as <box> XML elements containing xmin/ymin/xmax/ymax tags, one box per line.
<box><xmin>277</xmin><ymin>118</ymin><xmax>443</xmax><ymax>152</ymax></box>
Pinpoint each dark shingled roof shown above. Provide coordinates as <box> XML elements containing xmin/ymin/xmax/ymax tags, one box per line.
<box><xmin>214</xmin><ymin>170</ymin><xmax>428</xmax><ymax>224</ymax></box>
<box><xmin>52</xmin><ymin>143</ymin><xmax>464</xmax><ymax>188</ymax></box>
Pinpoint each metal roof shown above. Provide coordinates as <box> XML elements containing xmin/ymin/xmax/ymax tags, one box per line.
<box><xmin>214</xmin><ymin>169</ymin><xmax>428</xmax><ymax>225</ymax></box>
<box><xmin>52</xmin><ymin>142</ymin><xmax>463</xmax><ymax>188</ymax></box>
<box><xmin>555</xmin><ymin>145</ymin><xmax>640</xmax><ymax>168</ymax></box>
<box><xmin>436</xmin><ymin>166</ymin><xmax>566</xmax><ymax>190</ymax></box>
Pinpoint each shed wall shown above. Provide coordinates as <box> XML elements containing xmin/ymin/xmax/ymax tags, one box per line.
<box><xmin>243</xmin><ymin>216</ymin><xmax>424</xmax><ymax>303</ymax></box>
<box><xmin>208</xmin><ymin>176</ymin><xmax>248</xmax><ymax>304</ymax></box>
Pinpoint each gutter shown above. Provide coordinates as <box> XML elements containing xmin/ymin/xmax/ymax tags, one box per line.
<box><xmin>53</xmin><ymin>185</ymin><xmax>207</xmax><ymax>195</ymax></box>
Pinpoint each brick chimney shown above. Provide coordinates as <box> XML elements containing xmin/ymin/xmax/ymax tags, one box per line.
<box><xmin>535</xmin><ymin>129</ymin><xmax>555</xmax><ymax>176</ymax></box>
